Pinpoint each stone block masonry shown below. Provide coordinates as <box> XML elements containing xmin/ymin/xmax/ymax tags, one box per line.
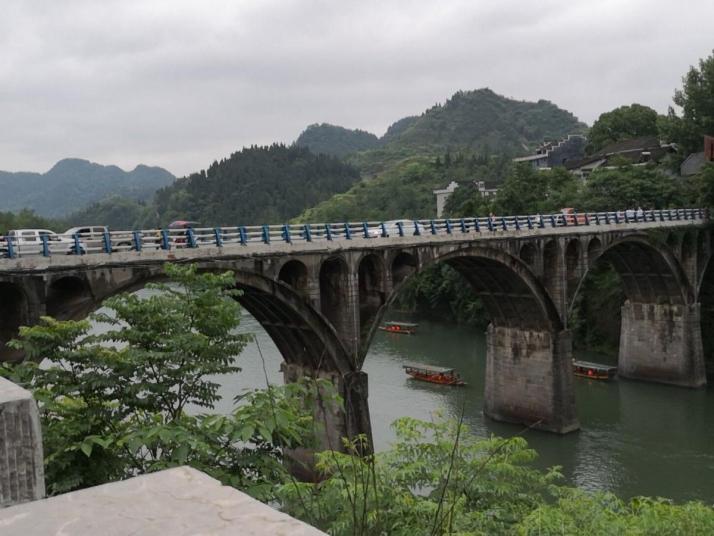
<box><xmin>619</xmin><ymin>301</ymin><xmax>706</xmax><ymax>388</ymax></box>
<box><xmin>484</xmin><ymin>325</ymin><xmax>578</xmax><ymax>433</ymax></box>
<box><xmin>0</xmin><ymin>377</ymin><xmax>45</xmax><ymax>507</ymax></box>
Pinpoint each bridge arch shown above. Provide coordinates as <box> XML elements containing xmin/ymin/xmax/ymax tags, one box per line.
<box><xmin>0</xmin><ymin>282</ymin><xmax>29</xmax><ymax>361</ymax></box>
<box><xmin>357</xmin><ymin>253</ymin><xmax>386</xmax><ymax>340</ymax></box>
<box><xmin>46</xmin><ymin>276</ymin><xmax>94</xmax><ymax>320</ymax></box>
<box><xmin>391</xmin><ymin>251</ymin><xmax>417</xmax><ymax>286</ymax></box>
<box><xmin>278</xmin><ymin>259</ymin><xmax>309</xmax><ymax>297</ymax></box>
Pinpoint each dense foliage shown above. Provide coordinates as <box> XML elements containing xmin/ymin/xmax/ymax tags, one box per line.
<box><xmin>278</xmin><ymin>416</ymin><xmax>714</xmax><ymax>535</ymax></box>
<box><xmin>661</xmin><ymin>49</ymin><xmax>714</xmax><ymax>155</ymax></box>
<box><xmin>586</xmin><ymin>104</ymin><xmax>660</xmax><ymax>154</ymax></box>
<box><xmin>64</xmin><ymin>195</ymin><xmax>158</xmax><ymax>230</ymax></box>
<box><xmin>0</xmin><ymin>208</ymin><xmax>57</xmax><ymax>234</ymax></box>
<box><xmin>295</xmin><ymin>123</ymin><xmax>382</xmax><ymax>157</ymax></box>
<box><xmin>0</xmin><ymin>264</ymin><xmax>317</xmax><ymax>500</ymax></box>
<box><xmin>154</xmin><ymin>144</ymin><xmax>361</xmax><ymax>225</ymax></box>
<box><xmin>0</xmin><ymin>158</ymin><xmax>174</xmax><ymax>218</ymax></box>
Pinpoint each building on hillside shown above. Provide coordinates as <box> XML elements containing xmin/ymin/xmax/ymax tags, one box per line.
<box><xmin>566</xmin><ymin>136</ymin><xmax>677</xmax><ymax>180</ymax></box>
<box><xmin>475</xmin><ymin>180</ymin><xmax>498</xmax><ymax>198</ymax></box>
<box><xmin>680</xmin><ymin>135</ymin><xmax>714</xmax><ymax>176</ymax></box>
<box><xmin>512</xmin><ymin>134</ymin><xmax>587</xmax><ymax>171</ymax></box>
<box><xmin>433</xmin><ymin>181</ymin><xmax>459</xmax><ymax>217</ymax></box>
<box><xmin>433</xmin><ymin>180</ymin><xmax>499</xmax><ymax>217</ymax></box>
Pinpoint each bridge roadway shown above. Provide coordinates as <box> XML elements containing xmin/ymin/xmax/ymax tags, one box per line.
<box><xmin>0</xmin><ymin>209</ymin><xmax>711</xmax><ymax>456</ymax></box>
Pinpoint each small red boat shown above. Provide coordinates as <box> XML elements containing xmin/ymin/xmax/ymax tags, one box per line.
<box><xmin>573</xmin><ymin>360</ymin><xmax>617</xmax><ymax>380</ymax></box>
<box><xmin>378</xmin><ymin>321</ymin><xmax>418</xmax><ymax>335</ymax></box>
<box><xmin>403</xmin><ymin>363</ymin><xmax>466</xmax><ymax>386</ymax></box>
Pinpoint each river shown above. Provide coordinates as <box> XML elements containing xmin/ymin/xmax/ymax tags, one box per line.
<box><xmin>201</xmin><ymin>311</ymin><xmax>714</xmax><ymax>504</ymax></box>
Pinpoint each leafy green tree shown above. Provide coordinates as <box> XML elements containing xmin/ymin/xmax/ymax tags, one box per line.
<box><xmin>1</xmin><ymin>264</ymin><xmax>316</xmax><ymax>499</ymax></box>
<box><xmin>579</xmin><ymin>165</ymin><xmax>685</xmax><ymax>211</ymax></box>
<box><xmin>661</xmin><ymin>50</ymin><xmax>714</xmax><ymax>155</ymax></box>
<box><xmin>586</xmin><ymin>104</ymin><xmax>660</xmax><ymax>154</ymax></box>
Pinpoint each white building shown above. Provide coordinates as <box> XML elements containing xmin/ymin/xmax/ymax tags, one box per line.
<box><xmin>433</xmin><ymin>180</ymin><xmax>459</xmax><ymax>217</ymax></box>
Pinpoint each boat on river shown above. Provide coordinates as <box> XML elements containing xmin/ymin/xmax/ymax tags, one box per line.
<box><xmin>573</xmin><ymin>360</ymin><xmax>617</xmax><ymax>380</ymax></box>
<box><xmin>403</xmin><ymin>363</ymin><xmax>466</xmax><ymax>386</ymax></box>
<box><xmin>379</xmin><ymin>321</ymin><xmax>418</xmax><ymax>335</ymax></box>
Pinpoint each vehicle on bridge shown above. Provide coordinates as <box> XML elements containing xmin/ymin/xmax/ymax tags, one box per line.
<box><xmin>64</xmin><ymin>226</ymin><xmax>134</xmax><ymax>254</ymax></box>
<box><xmin>4</xmin><ymin>229</ymin><xmax>83</xmax><ymax>256</ymax></box>
<box><xmin>403</xmin><ymin>363</ymin><xmax>466</xmax><ymax>386</ymax></box>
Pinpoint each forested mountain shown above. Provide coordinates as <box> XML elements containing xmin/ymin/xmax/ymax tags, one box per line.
<box><xmin>383</xmin><ymin>88</ymin><xmax>586</xmax><ymax>153</ymax></box>
<box><xmin>153</xmin><ymin>144</ymin><xmax>361</xmax><ymax>226</ymax></box>
<box><xmin>295</xmin><ymin>123</ymin><xmax>382</xmax><ymax>157</ymax></box>
<box><xmin>297</xmin><ymin>89</ymin><xmax>587</xmax><ymax>222</ymax></box>
<box><xmin>0</xmin><ymin>159</ymin><xmax>175</xmax><ymax>217</ymax></box>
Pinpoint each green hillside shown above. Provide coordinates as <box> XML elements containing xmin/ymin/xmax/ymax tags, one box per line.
<box><xmin>153</xmin><ymin>144</ymin><xmax>361</xmax><ymax>226</ymax></box>
<box><xmin>295</xmin><ymin>123</ymin><xmax>381</xmax><ymax>157</ymax></box>
<box><xmin>0</xmin><ymin>159</ymin><xmax>175</xmax><ymax>217</ymax></box>
<box><xmin>298</xmin><ymin>89</ymin><xmax>587</xmax><ymax>222</ymax></box>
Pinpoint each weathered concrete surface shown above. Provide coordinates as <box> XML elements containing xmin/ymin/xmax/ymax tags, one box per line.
<box><xmin>619</xmin><ymin>301</ymin><xmax>707</xmax><ymax>387</ymax></box>
<box><xmin>484</xmin><ymin>325</ymin><xmax>579</xmax><ymax>433</ymax></box>
<box><xmin>0</xmin><ymin>377</ymin><xmax>44</xmax><ymax>508</ymax></box>
<box><xmin>0</xmin><ymin>466</ymin><xmax>326</xmax><ymax>535</ymax></box>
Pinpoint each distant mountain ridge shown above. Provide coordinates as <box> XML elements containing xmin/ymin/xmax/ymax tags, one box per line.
<box><xmin>295</xmin><ymin>123</ymin><xmax>382</xmax><ymax>157</ymax></box>
<box><xmin>0</xmin><ymin>158</ymin><xmax>175</xmax><ymax>217</ymax></box>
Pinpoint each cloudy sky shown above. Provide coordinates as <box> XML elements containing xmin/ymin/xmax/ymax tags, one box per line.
<box><xmin>2</xmin><ymin>0</ymin><xmax>712</xmax><ymax>177</ymax></box>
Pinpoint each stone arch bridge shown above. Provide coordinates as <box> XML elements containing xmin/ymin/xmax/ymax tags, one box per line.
<box><xmin>0</xmin><ymin>211</ymin><xmax>711</xmax><ymax>449</ymax></box>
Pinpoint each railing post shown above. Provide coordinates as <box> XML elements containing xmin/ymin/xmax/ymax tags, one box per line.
<box><xmin>613</xmin><ymin>212</ymin><xmax>619</xmax><ymax>224</ymax></box>
<box><xmin>584</xmin><ymin>213</ymin><xmax>590</xmax><ymax>226</ymax></box>
<box><xmin>539</xmin><ymin>215</ymin><xmax>545</xmax><ymax>228</ymax></box>
<box><xmin>381</xmin><ymin>222</ymin><xmax>389</xmax><ymax>237</ymax></box>
<box><xmin>430</xmin><ymin>220</ymin><xmax>437</xmax><ymax>235</ymax></box>
<box><xmin>445</xmin><ymin>220</ymin><xmax>452</xmax><ymax>234</ymax></box>
<box><xmin>501</xmin><ymin>217</ymin><xmax>507</xmax><ymax>231</ymax></box>
<box><xmin>460</xmin><ymin>218</ymin><xmax>467</xmax><ymax>233</ymax></box>
<box><xmin>303</xmin><ymin>224</ymin><xmax>312</xmax><ymax>242</ymax></box>
<box><xmin>676</xmin><ymin>209</ymin><xmax>681</xmax><ymax>220</ymax></box>
<box><xmin>161</xmin><ymin>229</ymin><xmax>170</xmax><ymax>250</ymax></box>
<box><xmin>473</xmin><ymin>218</ymin><xmax>480</xmax><ymax>232</ymax></box>
<box><xmin>594</xmin><ymin>213</ymin><xmax>600</xmax><ymax>225</ymax></box>
<box><xmin>6</xmin><ymin>236</ymin><xmax>15</xmax><ymax>259</ymax></box>
<box><xmin>238</xmin><ymin>226</ymin><xmax>248</xmax><ymax>245</ymax></box>
<box><xmin>487</xmin><ymin>217</ymin><xmax>494</xmax><ymax>232</ymax></box>
<box><xmin>344</xmin><ymin>222</ymin><xmax>351</xmax><ymax>240</ymax></box>
<box><xmin>103</xmin><ymin>231</ymin><xmax>112</xmax><ymax>253</ymax></box>
<box><xmin>73</xmin><ymin>233</ymin><xmax>83</xmax><ymax>254</ymax></box>
<box><xmin>325</xmin><ymin>224</ymin><xmax>333</xmax><ymax>241</ymax></box>
<box><xmin>514</xmin><ymin>217</ymin><xmax>520</xmax><ymax>230</ymax></box>
<box><xmin>262</xmin><ymin>225</ymin><xmax>270</xmax><ymax>244</ymax></box>
<box><xmin>41</xmin><ymin>234</ymin><xmax>50</xmax><ymax>257</ymax></box>
<box><xmin>132</xmin><ymin>231</ymin><xmax>142</xmax><ymax>252</ymax></box>
<box><xmin>526</xmin><ymin>216</ymin><xmax>533</xmax><ymax>230</ymax></box>
<box><xmin>186</xmin><ymin>228</ymin><xmax>197</xmax><ymax>248</ymax></box>
<box><xmin>659</xmin><ymin>210</ymin><xmax>664</xmax><ymax>222</ymax></box>
<box><xmin>362</xmin><ymin>222</ymin><xmax>369</xmax><ymax>239</ymax></box>
<box><xmin>282</xmin><ymin>224</ymin><xmax>292</xmax><ymax>244</ymax></box>
<box><xmin>214</xmin><ymin>227</ymin><xmax>223</xmax><ymax>247</ymax></box>
<box><xmin>550</xmin><ymin>215</ymin><xmax>556</xmax><ymax>227</ymax></box>
<box><xmin>396</xmin><ymin>221</ymin><xmax>404</xmax><ymax>237</ymax></box>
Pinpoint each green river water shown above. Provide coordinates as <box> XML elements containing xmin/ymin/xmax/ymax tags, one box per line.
<box><xmin>208</xmin><ymin>312</ymin><xmax>714</xmax><ymax>504</ymax></box>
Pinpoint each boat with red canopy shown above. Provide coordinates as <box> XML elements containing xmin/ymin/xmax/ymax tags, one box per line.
<box><xmin>378</xmin><ymin>321</ymin><xmax>418</xmax><ymax>335</ymax></box>
<box><xmin>572</xmin><ymin>360</ymin><xmax>617</xmax><ymax>380</ymax></box>
<box><xmin>403</xmin><ymin>363</ymin><xmax>466</xmax><ymax>386</ymax></box>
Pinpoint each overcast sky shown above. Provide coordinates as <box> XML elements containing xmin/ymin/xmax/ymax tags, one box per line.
<box><xmin>1</xmin><ymin>0</ymin><xmax>712</xmax><ymax>177</ymax></box>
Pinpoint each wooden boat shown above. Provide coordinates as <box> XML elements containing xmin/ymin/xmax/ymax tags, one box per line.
<box><xmin>573</xmin><ymin>360</ymin><xmax>617</xmax><ymax>380</ymax></box>
<box><xmin>378</xmin><ymin>321</ymin><xmax>418</xmax><ymax>335</ymax></box>
<box><xmin>403</xmin><ymin>363</ymin><xmax>466</xmax><ymax>386</ymax></box>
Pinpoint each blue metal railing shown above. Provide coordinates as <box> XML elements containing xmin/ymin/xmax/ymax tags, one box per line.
<box><xmin>0</xmin><ymin>208</ymin><xmax>708</xmax><ymax>260</ymax></box>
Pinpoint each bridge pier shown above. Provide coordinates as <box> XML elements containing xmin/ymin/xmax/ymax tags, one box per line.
<box><xmin>484</xmin><ymin>325</ymin><xmax>579</xmax><ymax>434</ymax></box>
<box><xmin>281</xmin><ymin>363</ymin><xmax>372</xmax><ymax>481</ymax></box>
<box><xmin>618</xmin><ymin>301</ymin><xmax>706</xmax><ymax>388</ymax></box>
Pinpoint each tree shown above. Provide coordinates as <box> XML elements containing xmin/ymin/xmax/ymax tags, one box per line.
<box><xmin>586</xmin><ymin>104</ymin><xmax>660</xmax><ymax>154</ymax></box>
<box><xmin>661</xmin><ymin>50</ymin><xmax>714</xmax><ymax>155</ymax></box>
<box><xmin>1</xmin><ymin>264</ymin><xmax>317</xmax><ymax>499</ymax></box>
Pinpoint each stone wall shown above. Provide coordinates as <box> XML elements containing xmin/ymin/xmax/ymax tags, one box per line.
<box><xmin>484</xmin><ymin>325</ymin><xmax>578</xmax><ymax>433</ymax></box>
<box><xmin>0</xmin><ymin>377</ymin><xmax>45</xmax><ymax>507</ymax></box>
<box><xmin>619</xmin><ymin>301</ymin><xmax>706</xmax><ymax>387</ymax></box>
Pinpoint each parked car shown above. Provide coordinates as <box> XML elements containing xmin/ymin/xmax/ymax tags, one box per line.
<box><xmin>6</xmin><ymin>229</ymin><xmax>80</xmax><ymax>255</ymax></box>
<box><xmin>168</xmin><ymin>220</ymin><xmax>201</xmax><ymax>247</ymax></box>
<box><xmin>0</xmin><ymin>235</ymin><xmax>8</xmax><ymax>257</ymax></box>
